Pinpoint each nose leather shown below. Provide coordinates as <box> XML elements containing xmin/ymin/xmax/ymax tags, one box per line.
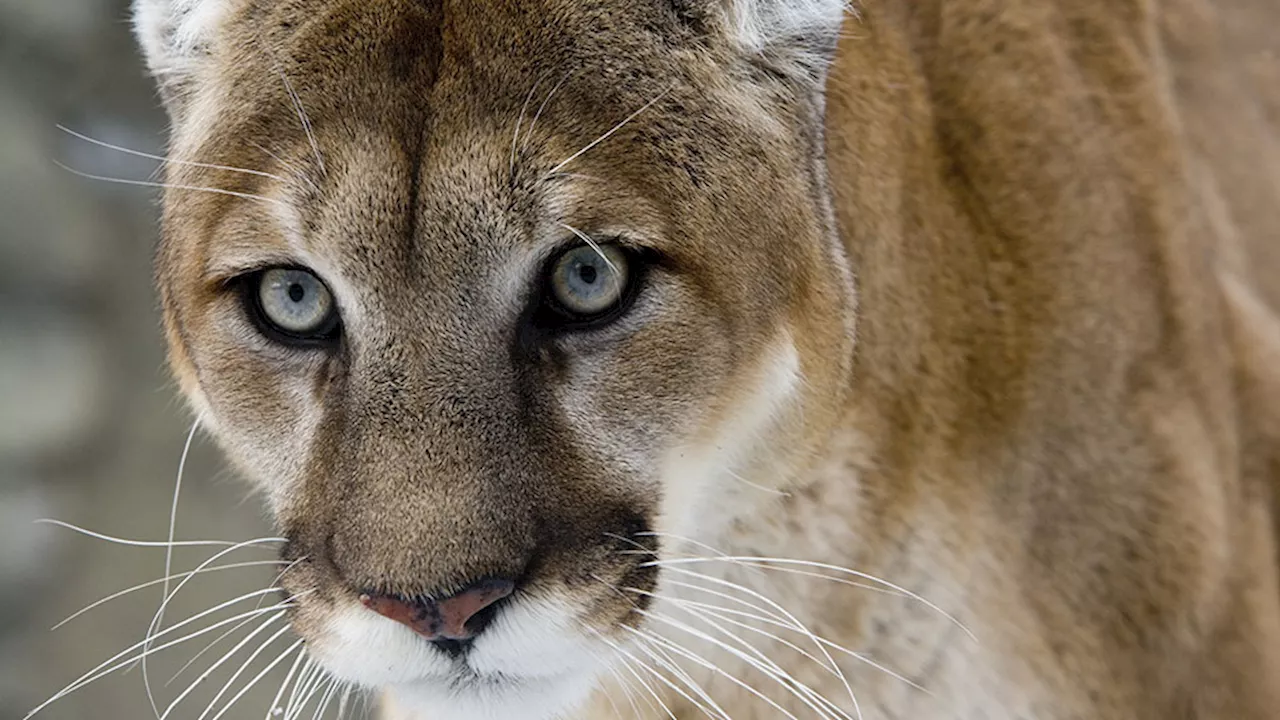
<box><xmin>361</xmin><ymin>578</ymin><xmax>515</xmax><ymax>641</ymax></box>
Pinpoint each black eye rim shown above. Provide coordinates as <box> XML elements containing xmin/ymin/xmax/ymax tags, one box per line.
<box><xmin>238</xmin><ymin>266</ymin><xmax>343</xmax><ymax>347</ymax></box>
<box><xmin>532</xmin><ymin>239</ymin><xmax>654</xmax><ymax>332</ymax></box>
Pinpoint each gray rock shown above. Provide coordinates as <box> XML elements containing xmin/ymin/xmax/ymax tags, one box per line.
<box><xmin>0</xmin><ymin>312</ymin><xmax>107</xmax><ymax>460</ymax></box>
<box><xmin>0</xmin><ymin>484</ymin><xmax>57</xmax><ymax>594</ymax></box>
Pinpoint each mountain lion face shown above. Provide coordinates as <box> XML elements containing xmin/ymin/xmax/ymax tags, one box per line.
<box><xmin>133</xmin><ymin>0</ymin><xmax>855</xmax><ymax>715</ymax></box>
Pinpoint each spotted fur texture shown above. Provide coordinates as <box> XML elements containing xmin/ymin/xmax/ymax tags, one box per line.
<box><xmin>133</xmin><ymin>0</ymin><xmax>1280</xmax><ymax>718</ymax></box>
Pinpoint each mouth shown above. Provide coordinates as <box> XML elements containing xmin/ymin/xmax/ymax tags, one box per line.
<box><xmin>298</xmin><ymin>578</ymin><xmax>627</xmax><ymax>720</ymax></box>
<box><xmin>275</xmin><ymin>527</ymin><xmax>659</xmax><ymax>719</ymax></box>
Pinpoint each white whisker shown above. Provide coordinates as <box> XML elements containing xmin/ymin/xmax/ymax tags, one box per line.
<box><xmin>264</xmin><ymin>643</ymin><xmax>309</xmax><ymax>720</ymax></box>
<box><xmin>627</xmin><ymin>633</ymin><xmax>733</xmax><ymax>720</ymax></box>
<box><xmin>287</xmin><ymin>658</ymin><xmax>326</xmax><ymax>720</ymax></box>
<box><xmin>53</xmin><ymin>162</ymin><xmax>288</xmax><ymax>206</ymax></box>
<box><xmin>546</xmin><ymin>89</ymin><xmax>669</xmax><ymax>176</ymax></box>
<box><xmin>654</xmin><ymin>569</ymin><xmax>859</xmax><ymax>716</ymax></box>
<box><xmin>726</xmin><ymin>560</ymin><xmax>904</xmax><ymax>598</ymax></box>
<box><xmin>169</xmin><ymin>612</ymin><xmax>266</xmax><ymax>687</ymax></box>
<box><xmin>146</xmin><ymin>417</ymin><xmax>202</xmax><ymax>719</ymax></box>
<box><xmin>652</xmin><ymin>588</ymin><xmax>928</xmax><ymax>694</ymax></box>
<box><xmin>138</xmin><ymin>536</ymin><xmax>294</xmax><ymax>683</ymax></box>
<box><xmin>606</xmin><ymin>664</ymin><xmax>646</xmax><ymax>720</ymax></box>
<box><xmin>310</xmin><ymin>678</ymin><xmax>340</xmax><ymax>720</ymax></box>
<box><xmin>636</xmin><ymin>622</ymin><xmax>852</xmax><ymax>720</ymax></box>
<box><xmin>206</xmin><ymin>637</ymin><xmax>307</xmax><ymax>720</ymax></box>
<box><xmin>335</xmin><ymin>685</ymin><xmax>354</xmax><ymax>720</ymax></box>
<box><xmin>605</xmin><ymin>647</ymin><xmax>661</xmax><ymax>719</ymax></box>
<box><xmin>725</xmin><ymin>468</ymin><xmax>793</xmax><ymax>496</ymax></box>
<box><xmin>648</xmin><ymin>556</ymin><xmax>975</xmax><ymax>641</ymax></box>
<box><xmin>559</xmin><ymin>223</ymin><xmax>620</xmax><ymax>276</ymax></box>
<box><xmin>290</xmin><ymin>670</ymin><xmax>333</xmax><ymax>720</ymax></box>
<box><xmin>597</xmin><ymin>674</ymin><xmax>626</xmax><ymax>720</ymax></box>
<box><xmin>604</xmin><ymin>531</ymin><xmax>659</xmax><ymax>555</ymax></box>
<box><xmin>631</xmin><ymin>586</ymin><xmax>841</xmax><ymax>681</ymax></box>
<box><xmin>276</xmin><ymin>66</ymin><xmax>326</xmax><ymax>177</ymax></box>
<box><xmin>193</xmin><ymin>622</ymin><xmax>294</xmax><ymax>720</ymax></box>
<box><xmin>629</xmin><ymin>612</ymin><xmax>856</xmax><ymax>720</ymax></box>
<box><xmin>585</xmin><ymin>640</ymin><xmax>657</xmax><ymax>720</ymax></box>
<box><xmin>54</xmin><ymin>560</ymin><xmax>288</xmax><ymax>631</ymax></box>
<box><xmin>545</xmin><ymin>171</ymin><xmax>602</xmax><ymax>183</ymax></box>
<box><xmin>524</xmin><ymin>71</ymin><xmax>569</xmax><ymax>149</ymax></box>
<box><xmin>248</xmin><ymin>140</ymin><xmax>321</xmax><ymax>193</ymax></box>
<box><xmin>630</xmin><ymin>532</ymin><xmax>738</xmax><ymax>564</ymax></box>
<box><xmin>663</xmin><ymin>577</ymin><xmax>791</xmax><ymax>628</ymax></box>
<box><xmin>162</xmin><ymin>613</ymin><xmax>288</xmax><ymax>719</ymax></box>
<box><xmin>33</xmin><ymin>518</ymin><xmax>285</xmax><ymax>549</ymax></box>
<box><xmin>58</xmin><ymin>126</ymin><xmax>291</xmax><ymax>184</ymax></box>
<box><xmin>511</xmin><ymin>77</ymin><xmax>543</xmax><ymax>176</ymax></box>
<box><xmin>26</xmin><ymin>601</ymin><xmax>292</xmax><ymax>719</ymax></box>
<box><xmin>627</xmin><ymin>533</ymin><xmax>903</xmax><ymax>597</ymax></box>
<box><xmin>169</xmin><ymin>557</ymin><xmax>308</xmax><ymax>685</ymax></box>
<box><xmin>586</xmin><ymin>581</ymin><xmax>729</xmax><ymax>720</ymax></box>
<box><xmin>636</xmin><ymin>627</ymin><xmax>807</xmax><ymax>720</ymax></box>
<box><xmin>637</xmin><ymin>533</ymin><xmax>836</xmax><ymax>603</ymax></box>
<box><xmin>592</xmin><ymin>632</ymin><xmax>682</xmax><ymax>720</ymax></box>
<box><xmin>283</xmin><ymin>657</ymin><xmax>318</xmax><ymax>720</ymax></box>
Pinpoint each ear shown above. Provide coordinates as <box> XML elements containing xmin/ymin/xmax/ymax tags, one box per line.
<box><xmin>721</xmin><ymin>0</ymin><xmax>850</xmax><ymax>54</ymax></box>
<box><xmin>132</xmin><ymin>0</ymin><xmax>231</xmax><ymax>116</ymax></box>
<box><xmin>686</xmin><ymin>0</ymin><xmax>851</xmax><ymax>80</ymax></box>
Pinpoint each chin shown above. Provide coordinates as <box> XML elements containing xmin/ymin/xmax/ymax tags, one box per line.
<box><xmin>308</xmin><ymin>596</ymin><xmax>610</xmax><ymax>720</ymax></box>
<box><xmin>388</xmin><ymin>672</ymin><xmax>601</xmax><ymax>720</ymax></box>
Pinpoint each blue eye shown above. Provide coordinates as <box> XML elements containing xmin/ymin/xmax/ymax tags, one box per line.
<box><xmin>255</xmin><ymin>268</ymin><xmax>338</xmax><ymax>339</ymax></box>
<box><xmin>549</xmin><ymin>244</ymin><xmax>630</xmax><ymax>317</ymax></box>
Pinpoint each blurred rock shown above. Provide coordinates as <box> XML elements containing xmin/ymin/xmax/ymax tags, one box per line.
<box><xmin>0</xmin><ymin>311</ymin><xmax>107</xmax><ymax>460</ymax></box>
<box><xmin>0</xmin><ymin>484</ymin><xmax>56</xmax><ymax>594</ymax></box>
<box><xmin>0</xmin><ymin>0</ymin><xmax>114</xmax><ymax>46</ymax></box>
<box><xmin>0</xmin><ymin>83</ymin><xmax>113</xmax><ymax>291</ymax></box>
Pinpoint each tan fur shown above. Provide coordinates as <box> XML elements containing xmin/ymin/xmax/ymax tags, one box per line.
<box><xmin>134</xmin><ymin>0</ymin><xmax>1280</xmax><ymax>717</ymax></box>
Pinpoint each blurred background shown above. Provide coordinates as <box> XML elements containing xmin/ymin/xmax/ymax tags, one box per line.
<box><xmin>1</xmin><ymin>2</ymin><xmax>301</xmax><ymax>718</ymax></box>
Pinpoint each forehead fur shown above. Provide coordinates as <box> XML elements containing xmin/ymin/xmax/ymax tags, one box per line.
<box><xmin>134</xmin><ymin>0</ymin><xmax>850</xmax><ymax>101</ymax></box>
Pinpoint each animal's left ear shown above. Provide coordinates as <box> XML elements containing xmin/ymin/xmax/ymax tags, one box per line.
<box><xmin>678</xmin><ymin>0</ymin><xmax>851</xmax><ymax>80</ymax></box>
<box><xmin>132</xmin><ymin>0</ymin><xmax>231</xmax><ymax>119</ymax></box>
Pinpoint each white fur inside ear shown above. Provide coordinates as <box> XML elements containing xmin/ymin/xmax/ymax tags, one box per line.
<box><xmin>725</xmin><ymin>0</ymin><xmax>851</xmax><ymax>52</ymax></box>
<box><xmin>133</xmin><ymin>0</ymin><xmax>229</xmax><ymax>75</ymax></box>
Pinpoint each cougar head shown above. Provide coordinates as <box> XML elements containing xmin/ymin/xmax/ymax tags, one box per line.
<box><xmin>134</xmin><ymin>0</ymin><xmax>855</xmax><ymax>715</ymax></box>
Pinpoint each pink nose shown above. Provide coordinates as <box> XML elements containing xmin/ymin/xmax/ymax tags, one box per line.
<box><xmin>360</xmin><ymin>579</ymin><xmax>515</xmax><ymax>642</ymax></box>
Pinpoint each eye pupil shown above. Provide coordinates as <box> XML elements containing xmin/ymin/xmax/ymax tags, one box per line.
<box><xmin>252</xmin><ymin>267</ymin><xmax>338</xmax><ymax>342</ymax></box>
<box><xmin>547</xmin><ymin>242</ymin><xmax>631</xmax><ymax>321</ymax></box>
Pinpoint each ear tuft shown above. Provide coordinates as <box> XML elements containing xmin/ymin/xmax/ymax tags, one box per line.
<box><xmin>133</xmin><ymin>0</ymin><xmax>230</xmax><ymax>105</ymax></box>
<box><xmin>724</xmin><ymin>0</ymin><xmax>851</xmax><ymax>54</ymax></box>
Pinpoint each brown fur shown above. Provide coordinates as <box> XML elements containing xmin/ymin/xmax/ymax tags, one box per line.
<box><xmin>135</xmin><ymin>0</ymin><xmax>1280</xmax><ymax>717</ymax></box>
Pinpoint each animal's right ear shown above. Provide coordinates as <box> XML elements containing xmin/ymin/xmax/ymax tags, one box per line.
<box><xmin>671</xmin><ymin>0</ymin><xmax>851</xmax><ymax>84</ymax></box>
<box><xmin>132</xmin><ymin>0</ymin><xmax>231</xmax><ymax>118</ymax></box>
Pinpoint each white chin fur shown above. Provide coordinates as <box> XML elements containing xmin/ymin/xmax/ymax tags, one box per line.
<box><xmin>390</xmin><ymin>671</ymin><xmax>600</xmax><ymax>720</ymax></box>
<box><xmin>311</xmin><ymin>596</ymin><xmax>605</xmax><ymax>720</ymax></box>
<box><xmin>312</xmin><ymin>605</ymin><xmax>451</xmax><ymax>687</ymax></box>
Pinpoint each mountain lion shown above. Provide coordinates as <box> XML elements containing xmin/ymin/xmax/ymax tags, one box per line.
<box><xmin>128</xmin><ymin>0</ymin><xmax>1280</xmax><ymax>717</ymax></box>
